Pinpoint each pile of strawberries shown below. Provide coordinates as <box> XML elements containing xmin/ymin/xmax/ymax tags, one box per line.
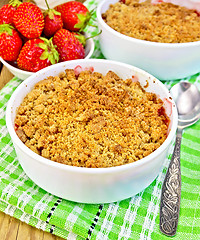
<box><xmin>0</xmin><ymin>0</ymin><xmax>92</xmax><ymax>72</ymax></box>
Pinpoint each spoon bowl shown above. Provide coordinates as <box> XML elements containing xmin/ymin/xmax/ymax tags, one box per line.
<box><xmin>160</xmin><ymin>81</ymin><xmax>200</xmax><ymax>236</ymax></box>
<box><xmin>170</xmin><ymin>82</ymin><xmax>200</xmax><ymax>122</ymax></box>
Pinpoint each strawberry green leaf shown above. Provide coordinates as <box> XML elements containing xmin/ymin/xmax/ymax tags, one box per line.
<box><xmin>0</xmin><ymin>24</ymin><xmax>14</xmax><ymax>35</ymax></box>
<box><xmin>74</xmin><ymin>33</ymin><xmax>86</xmax><ymax>46</ymax></box>
<box><xmin>9</xmin><ymin>0</ymin><xmax>22</xmax><ymax>8</ymax></box>
<box><xmin>38</xmin><ymin>42</ymin><xmax>48</xmax><ymax>51</ymax></box>
<box><xmin>39</xmin><ymin>37</ymin><xmax>59</xmax><ymax>64</ymax></box>
<box><xmin>40</xmin><ymin>51</ymin><xmax>49</xmax><ymax>60</ymax></box>
<box><xmin>52</xmin><ymin>9</ymin><xmax>61</xmax><ymax>16</ymax></box>
<box><xmin>44</xmin><ymin>9</ymin><xmax>61</xmax><ymax>19</ymax></box>
<box><xmin>48</xmin><ymin>10</ymin><xmax>55</xmax><ymax>20</ymax></box>
<box><xmin>74</xmin><ymin>12</ymin><xmax>91</xmax><ymax>32</ymax></box>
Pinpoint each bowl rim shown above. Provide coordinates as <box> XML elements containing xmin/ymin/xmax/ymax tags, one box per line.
<box><xmin>0</xmin><ymin>56</ymin><xmax>31</xmax><ymax>75</ymax></box>
<box><xmin>0</xmin><ymin>36</ymin><xmax>95</xmax><ymax>77</ymax></box>
<box><xmin>97</xmin><ymin>0</ymin><xmax>200</xmax><ymax>48</ymax></box>
<box><xmin>6</xmin><ymin>59</ymin><xmax>178</xmax><ymax>174</ymax></box>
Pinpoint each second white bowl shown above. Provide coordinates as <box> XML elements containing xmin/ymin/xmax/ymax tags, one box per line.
<box><xmin>97</xmin><ymin>0</ymin><xmax>200</xmax><ymax>80</ymax></box>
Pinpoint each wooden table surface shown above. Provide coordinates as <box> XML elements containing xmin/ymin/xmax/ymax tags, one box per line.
<box><xmin>0</xmin><ymin>1</ymin><xmax>74</xmax><ymax>239</ymax></box>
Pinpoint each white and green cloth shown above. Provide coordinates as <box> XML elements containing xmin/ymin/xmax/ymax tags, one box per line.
<box><xmin>0</xmin><ymin>0</ymin><xmax>200</xmax><ymax>239</ymax></box>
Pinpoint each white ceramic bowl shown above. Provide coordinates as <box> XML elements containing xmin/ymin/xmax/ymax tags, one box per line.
<box><xmin>0</xmin><ymin>37</ymin><xmax>94</xmax><ymax>80</ymax></box>
<box><xmin>96</xmin><ymin>0</ymin><xmax>200</xmax><ymax>80</ymax></box>
<box><xmin>6</xmin><ymin>59</ymin><xmax>178</xmax><ymax>204</ymax></box>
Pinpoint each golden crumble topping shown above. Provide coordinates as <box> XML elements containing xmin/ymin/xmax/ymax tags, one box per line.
<box><xmin>15</xmin><ymin>69</ymin><xmax>169</xmax><ymax>168</ymax></box>
<box><xmin>102</xmin><ymin>0</ymin><xmax>200</xmax><ymax>43</ymax></box>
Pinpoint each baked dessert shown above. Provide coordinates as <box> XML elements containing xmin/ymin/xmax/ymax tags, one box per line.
<box><xmin>15</xmin><ymin>68</ymin><xmax>169</xmax><ymax>168</ymax></box>
<box><xmin>102</xmin><ymin>0</ymin><xmax>200</xmax><ymax>43</ymax></box>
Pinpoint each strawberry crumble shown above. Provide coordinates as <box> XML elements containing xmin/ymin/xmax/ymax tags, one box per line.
<box><xmin>102</xmin><ymin>0</ymin><xmax>200</xmax><ymax>43</ymax></box>
<box><xmin>15</xmin><ymin>69</ymin><xmax>169</xmax><ymax>168</ymax></box>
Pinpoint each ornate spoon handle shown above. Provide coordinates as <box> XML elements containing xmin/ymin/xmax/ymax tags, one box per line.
<box><xmin>159</xmin><ymin>128</ymin><xmax>182</xmax><ymax>236</ymax></box>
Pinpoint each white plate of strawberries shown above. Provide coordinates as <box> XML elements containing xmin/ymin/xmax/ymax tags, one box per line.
<box><xmin>0</xmin><ymin>0</ymin><xmax>95</xmax><ymax>79</ymax></box>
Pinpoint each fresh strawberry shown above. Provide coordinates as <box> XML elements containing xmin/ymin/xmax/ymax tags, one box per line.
<box><xmin>43</xmin><ymin>0</ymin><xmax>63</xmax><ymax>38</ymax></box>
<box><xmin>0</xmin><ymin>4</ymin><xmax>16</xmax><ymax>26</ymax></box>
<box><xmin>53</xmin><ymin>28</ymin><xmax>85</xmax><ymax>62</ymax></box>
<box><xmin>55</xmin><ymin>1</ymin><xmax>91</xmax><ymax>32</ymax></box>
<box><xmin>13</xmin><ymin>1</ymin><xmax>44</xmax><ymax>39</ymax></box>
<box><xmin>17</xmin><ymin>37</ymin><xmax>59</xmax><ymax>72</ymax></box>
<box><xmin>0</xmin><ymin>24</ymin><xmax>22</xmax><ymax>61</ymax></box>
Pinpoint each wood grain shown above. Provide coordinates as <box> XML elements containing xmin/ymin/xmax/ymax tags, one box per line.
<box><xmin>0</xmin><ymin>66</ymin><xmax>14</xmax><ymax>89</ymax></box>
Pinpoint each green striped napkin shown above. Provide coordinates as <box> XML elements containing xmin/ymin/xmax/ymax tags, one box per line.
<box><xmin>0</xmin><ymin>0</ymin><xmax>200</xmax><ymax>239</ymax></box>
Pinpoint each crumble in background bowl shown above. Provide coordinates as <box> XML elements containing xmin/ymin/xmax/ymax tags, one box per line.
<box><xmin>0</xmin><ymin>36</ymin><xmax>94</xmax><ymax>80</ymax></box>
<box><xmin>6</xmin><ymin>59</ymin><xmax>178</xmax><ymax>204</ymax></box>
<box><xmin>96</xmin><ymin>0</ymin><xmax>200</xmax><ymax>80</ymax></box>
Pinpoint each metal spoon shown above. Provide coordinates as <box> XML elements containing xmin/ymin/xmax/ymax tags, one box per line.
<box><xmin>159</xmin><ymin>81</ymin><xmax>200</xmax><ymax>236</ymax></box>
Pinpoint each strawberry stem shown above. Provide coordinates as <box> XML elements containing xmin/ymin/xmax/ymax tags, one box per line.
<box><xmin>85</xmin><ymin>30</ymin><xmax>102</xmax><ymax>41</ymax></box>
<box><xmin>87</xmin><ymin>23</ymin><xmax>98</xmax><ymax>28</ymax></box>
<box><xmin>44</xmin><ymin>0</ymin><xmax>50</xmax><ymax>10</ymax></box>
<box><xmin>43</xmin><ymin>0</ymin><xmax>61</xmax><ymax>18</ymax></box>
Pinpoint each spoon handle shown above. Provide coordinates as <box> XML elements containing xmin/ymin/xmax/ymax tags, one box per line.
<box><xmin>159</xmin><ymin>128</ymin><xmax>182</xmax><ymax>236</ymax></box>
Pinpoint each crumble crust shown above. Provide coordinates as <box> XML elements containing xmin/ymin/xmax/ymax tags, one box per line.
<box><xmin>15</xmin><ymin>69</ymin><xmax>169</xmax><ymax>168</ymax></box>
<box><xmin>102</xmin><ymin>0</ymin><xmax>200</xmax><ymax>43</ymax></box>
